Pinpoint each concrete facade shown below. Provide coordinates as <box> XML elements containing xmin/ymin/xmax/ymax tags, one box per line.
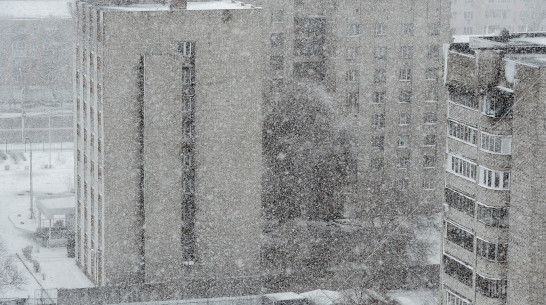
<box><xmin>74</xmin><ymin>0</ymin><xmax>265</xmax><ymax>286</ymax></box>
<box><xmin>450</xmin><ymin>0</ymin><xmax>546</xmax><ymax>35</ymax></box>
<box><xmin>442</xmin><ymin>33</ymin><xmax>546</xmax><ymax>305</ymax></box>
<box><xmin>250</xmin><ymin>0</ymin><xmax>451</xmax><ymax>218</ymax></box>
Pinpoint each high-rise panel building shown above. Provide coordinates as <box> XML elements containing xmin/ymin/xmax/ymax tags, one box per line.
<box><xmin>450</xmin><ymin>0</ymin><xmax>546</xmax><ymax>35</ymax></box>
<box><xmin>251</xmin><ymin>0</ymin><xmax>451</xmax><ymax>219</ymax></box>
<box><xmin>442</xmin><ymin>32</ymin><xmax>546</xmax><ymax>305</ymax></box>
<box><xmin>74</xmin><ymin>0</ymin><xmax>265</xmax><ymax>286</ymax></box>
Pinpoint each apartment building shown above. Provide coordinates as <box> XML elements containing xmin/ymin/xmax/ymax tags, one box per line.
<box><xmin>442</xmin><ymin>32</ymin><xmax>546</xmax><ymax>305</ymax></box>
<box><xmin>450</xmin><ymin>0</ymin><xmax>546</xmax><ymax>35</ymax></box>
<box><xmin>0</xmin><ymin>0</ymin><xmax>73</xmax><ymax>112</ymax></box>
<box><xmin>251</xmin><ymin>0</ymin><xmax>451</xmax><ymax>218</ymax></box>
<box><xmin>74</xmin><ymin>0</ymin><xmax>265</xmax><ymax>286</ymax></box>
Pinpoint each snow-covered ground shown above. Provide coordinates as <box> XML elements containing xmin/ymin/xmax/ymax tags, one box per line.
<box><xmin>0</xmin><ymin>147</ymin><xmax>93</xmax><ymax>299</ymax></box>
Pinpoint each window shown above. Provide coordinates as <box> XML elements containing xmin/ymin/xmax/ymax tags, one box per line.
<box><xmin>464</xmin><ymin>11</ymin><xmax>473</xmax><ymax>20</ymax></box>
<box><xmin>373</xmin><ymin>91</ymin><xmax>386</xmax><ymax>104</ymax></box>
<box><xmin>481</xmin><ymin>132</ymin><xmax>511</xmax><ymax>154</ymax></box>
<box><xmin>399</xmin><ymin>90</ymin><xmax>411</xmax><ymax>103</ymax></box>
<box><xmin>271</xmin><ymin>10</ymin><xmax>284</xmax><ymax>23</ymax></box>
<box><xmin>449</xmin><ymin>88</ymin><xmax>478</xmax><ymax>109</ymax></box>
<box><xmin>479</xmin><ymin>167</ymin><xmax>510</xmax><ymax>190</ymax></box>
<box><xmin>270</xmin><ymin>33</ymin><xmax>284</xmax><ymax>47</ymax></box>
<box><xmin>448</xmin><ymin>120</ymin><xmax>478</xmax><ymax>145</ymax></box>
<box><xmin>398</xmin><ymin>135</ymin><xmax>410</xmax><ymax>148</ymax></box>
<box><xmin>182</xmin><ymin>68</ymin><xmax>195</xmax><ymax>85</ymax></box>
<box><xmin>294</xmin><ymin>38</ymin><xmax>324</xmax><ymax>56</ymax></box>
<box><xmin>371</xmin><ymin>158</ymin><xmax>384</xmax><ymax>171</ymax></box>
<box><xmin>398</xmin><ymin>178</ymin><xmax>409</xmax><ymax>191</ymax></box>
<box><xmin>482</xmin><ymin>90</ymin><xmax>513</xmax><ymax>118</ymax></box>
<box><xmin>270</xmin><ymin>56</ymin><xmax>284</xmax><ymax>70</ymax></box>
<box><xmin>427</xmin><ymin>45</ymin><xmax>440</xmax><ymax>59</ymax></box>
<box><xmin>446</xmin><ymin>220</ymin><xmax>474</xmax><ymax>251</ymax></box>
<box><xmin>346</xmin><ymin>47</ymin><xmax>360</xmax><ymax>59</ymax></box>
<box><xmin>424</xmin><ymin>134</ymin><xmax>436</xmax><ymax>146</ymax></box>
<box><xmin>477</xmin><ymin>238</ymin><xmax>507</xmax><ymax>262</ymax></box>
<box><xmin>402</xmin><ymin>23</ymin><xmax>414</xmax><ymax>36</ymax></box>
<box><xmin>401</xmin><ymin>46</ymin><xmax>413</xmax><ymax>59</ymax></box>
<box><xmin>446</xmin><ymin>290</ymin><xmax>471</xmax><ymax>305</ymax></box>
<box><xmin>372</xmin><ymin>136</ymin><xmax>384</xmax><ymax>149</ymax></box>
<box><xmin>477</xmin><ymin>203</ymin><xmax>508</xmax><ymax>227</ymax></box>
<box><xmin>374</xmin><ymin>46</ymin><xmax>387</xmax><ymax>59</ymax></box>
<box><xmin>485</xmin><ymin>10</ymin><xmax>507</xmax><ymax>19</ymax></box>
<box><xmin>425</xmin><ymin>68</ymin><xmax>438</xmax><ymax>80</ymax></box>
<box><xmin>424</xmin><ymin>112</ymin><xmax>437</xmax><ymax>124</ymax></box>
<box><xmin>422</xmin><ymin>174</ymin><xmax>436</xmax><ymax>190</ymax></box>
<box><xmin>346</xmin><ymin>92</ymin><xmax>359</xmax><ymax>108</ymax></box>
<box><xmin>294</xmin><ymin>0</ymin><xmax>303</xmax><ymax>6</ymax></box>
<box><xmin>347</xmin><ymin>24</ymin><xmax>361</xmax><ymax>36</ymax></box>
<box><xmin>372</xmin><ymin>114</ymin><xmax>385</xmax><ymax>128</ymax></box>
<box><xmin>398</xmin><ymin>156</ymin><xmax>410</xmax><ymax>169</ymax></box>
<box><xmin>374</xmin><ymin>23</ymin><xmax>387</xmax><ymax>36</ymax></box>
<box><xmin>426</xmin><ymin>89</ymin><xmax>438</xmax><ymax>102</ymax></box>
<box><xmin>178</xmin><ymin>41</ymin><xmax>194</xmax><ymax>57</ymax></box>
<box><xmin>476</xmin><ymin>274</ymin><xmax>507</xmax><ymax>299</ymax></box>
<box><xmin>428</xmin><ymin>22</ymin><xmax>440</xmax><ymax>35</ymax></box>
<box><xmin>447</xmin><ymin>154</ymin><xmax>477</xmax><ymax>181</ymax></box>
<box><xmin>399</xmin><ymin>68</ymin><xmax>412</xmax><ymax>81</ymax></box>
<box><xmin>399</xmin><ymin>113</ymin><xmax>411</xmax><ymax>125</ymax></box>
<box><xmin>463</xmin><ymin>27</ymin><xmax>473</xmax><ymax>35</ymax></box>
<box><xmin>347</xmin><ymin>70</ymin><xmax>359</xmax><ymax>83</ymax></box>
<box><xmin>445</xmin><ymin>187</ymin><xmax>475</xmax><ymax>217</ymax></box>
<box><xmin>373</xmin><ymin>69</ymin><xmax>386</xmax><ymax>83</ymax></box>
<box><xmin>183</xmin><ymin>178</ymin><xmax>194</xmax><ymax>194</ymax></box>
<box><xmin>183</xmin><ymin>96</ymin><xmax>194</xmax><ymax>113</ymax></box>
<box><xmin>423</xmin><ymin>156</ymin><xmax>435</xmax><ymax>168</ymax></box>
<box><xmin>443</xmin><ymin>254</ymin><xmax>473</xmax><ymax>287</ymax></box>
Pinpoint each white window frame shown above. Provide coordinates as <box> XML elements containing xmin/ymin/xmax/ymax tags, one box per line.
<box><xmin>346</xmin><ymin>46</ymin><xmax>360</xmax><ymax>60</ymax></box>
<box><xmin>398</xmin><ymin>135</ymin><xmax>410</xmax><ymax>148</ymax></box>
<box><xmin>446</xmin><ymin>289</ymin><xmax>472</xmax><ymax>305</ymax></box>
<box><xmin>399</xmin><ymin>68</ymin><xmax>411</xmax><ymax>81</ymax></box>
<box><xmin>346</xmin><ymin>70</ymin><xmax>359</xmax><ymax>83</ymax></box>
<box><xmin>448</xmin><ymin>119</ymin><xmax>478</xmax><ymax>146</ymax></box>
<box><xmin>374</xmin><ymin>23</ymin><xmax>387</xmax><ymax>36</ymax></box>
<box><xmin>480</xmin><ymin>132</ymin><xmax>511</xmax><ymax>155</ymax></box>
<box><xmin>373</xmin><ymin>91</ymin><xmax>386</xmax><ymax>104</ymax></box>
<box><xmin>372</xmin><ymin>114</ymin><xmax>385</xmax><ymax>128</ymax></box>
<box><xmin>374</xmin><ymin>46</ymin><xmax>387</xmax><ymax>59</ymax></box>
<box><xmin>180</xmin><ymin>41</ymin><xmax>194</xmax><ymax>57</ymax></box>
<box><xmin>401</xmin><ymin>46</ymin><xmax>413</xmax><ymax>59</ymax></box>
<box><xmin>347</xmin><ymin>24</ymin><xmax>361</xmax><ymax>37</ymax></box>
<box><xmin>425</xmin><ymin>67</ymin><xmax>438</xmax><ymax>80</ymax></box>
<box><xmin>447</xmin><ymin>154</ymin><xmax>477</xmax><ymax>182</ymax></box>
<box><xmin>399</xmin><ymin>113</ymin><xmax>411</xmax><ymax>125</ymax></box>
<box><xmin>478</xmin><ymin>166</ymin><xmax>510</xmax><ymax>190</ymax></box>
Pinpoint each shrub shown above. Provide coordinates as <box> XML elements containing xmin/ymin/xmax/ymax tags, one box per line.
<box><xmin>22</xmin><ymin>246</ymin><xmax>32</xmax><ymax>261</ymax></box>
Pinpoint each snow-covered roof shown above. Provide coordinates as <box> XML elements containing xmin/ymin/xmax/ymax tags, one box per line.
<box><xmin>104</xmin><ymin>0</ymin><xmax>257</xmax><ymax>12</ymax></box>
<box><xmin>299</xmin><ymin>290</ymin><xmax>344</xmax><ymax>305</ymax></box>
<box><xmin>0</xmin><ymin>0</ymin><xmax>72</xmax><ymax>19</ymax></box>
<box><xmin>36</xmin><ymin>194</ymin><xmax>75</xmax><ymax>219</ymax></box>
<box><xmin>264</xmin><ymin>292</ymin><xmax>306</xmax><ymax>302</ymax></box>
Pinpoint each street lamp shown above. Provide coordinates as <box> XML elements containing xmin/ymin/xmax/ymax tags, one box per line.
<box><xmin>25</xmin><ymin>137</ymin><xmax>34</xmax><ymax>219</ymax></box>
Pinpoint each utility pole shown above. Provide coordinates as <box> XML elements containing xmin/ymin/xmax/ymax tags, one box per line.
<box><xmin>26</xmin><ymin>137</ymin><xmax>34</xmax><ymax>219</ymax></box>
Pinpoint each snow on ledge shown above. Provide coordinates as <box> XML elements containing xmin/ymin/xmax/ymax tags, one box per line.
<box><xmin>105</xmin><ymin>0</ymin><xmax>257</xmax><ymax>12</ymax></box>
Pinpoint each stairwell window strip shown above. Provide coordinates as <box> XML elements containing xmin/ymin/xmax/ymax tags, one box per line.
<box><xmin>447</xmin><ymin>154</ymin><xmax>476</xmax><ymax>181</ymax></box>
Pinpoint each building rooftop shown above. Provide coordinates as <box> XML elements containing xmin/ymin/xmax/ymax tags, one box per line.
<box><xmin>103</xmin><ymin>0</ymin><xmax>257</xmax><ymax>11</ymax></box>
<box><xmin>0</xmin><ymin>0</ymin><xmax>72</xmax><ymax>19</ymax></box>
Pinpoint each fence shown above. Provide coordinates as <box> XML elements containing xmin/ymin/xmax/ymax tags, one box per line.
<box><xmin>0</xmin><ymin>112</ymin><xmax>73</xmax><ymax>144</ymax></box>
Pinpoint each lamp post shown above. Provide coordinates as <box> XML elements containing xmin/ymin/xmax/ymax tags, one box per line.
<box><xmin>25</xmin><ymin>137</ymin><xmax>34</xmax><ymax>219</ymax></box>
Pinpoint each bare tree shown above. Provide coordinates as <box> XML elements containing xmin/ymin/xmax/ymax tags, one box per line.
<box><xmin>0</xmin><ymin>241</ymin><xmax>26</xmax><ymax>292</ymax></box>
